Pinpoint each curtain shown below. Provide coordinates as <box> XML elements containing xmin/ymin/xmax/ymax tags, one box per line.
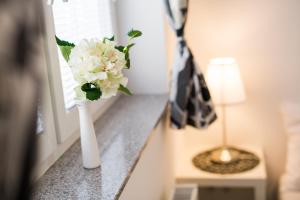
<box><xmin>164</xmin><ymin>0</ymin><xmax>217</xmax><ymax>129</ymax></box>
<box><xmin>0</xmin><ymin>0</ymin><xmax>44</xmax><ymax>199</ymax></box>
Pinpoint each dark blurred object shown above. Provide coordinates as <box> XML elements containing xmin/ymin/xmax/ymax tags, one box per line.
<box><xmin>0</xmin><ymin>0</ymin><xmax>44</xmax><ymax>199</ymax></box>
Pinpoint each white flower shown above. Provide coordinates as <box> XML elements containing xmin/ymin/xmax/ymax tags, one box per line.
<box><xmin>84</xmin><ymin>72</ymin><xmax>108</xmax><ymax>82</ymax></box>
<box><xmin>97</xmin><ymin>74</ymin><xmax>128</xmax><ymax>99</ymax></box>
<box><xmin>68</xmin><ymin>38</ymin><xmax>128</xmax><ymax>100</ymax></box>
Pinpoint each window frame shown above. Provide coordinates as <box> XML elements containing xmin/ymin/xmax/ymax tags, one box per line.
<box><xmin>36</xmin><ymin>32</ymin><xmax>57</xmax><ymax>165</ymax></box>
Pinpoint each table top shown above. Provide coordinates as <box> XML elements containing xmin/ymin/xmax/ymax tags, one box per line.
<box><xmin>175</xmin><ymin>144</ymin><xmax>267</xmax><ymax>186</ymax></box>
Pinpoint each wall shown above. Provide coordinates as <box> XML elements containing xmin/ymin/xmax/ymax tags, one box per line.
<box><xmin>119</xmin><ymin>117</ymin><xmax>174</xmax><ymax>200</ymax></box>
<box><xmin>115</xmin><ymin>0</ymin><xmax>168</xmax><ymax>94</ymax></box>
<box><xmin>166</xmin><ymin>0</ymin><xmax>300</xmax><ymax>199</ymax></box>
<box><xmin>113</xmin><ymin>2</ymin><xmax>174</xmax><ymax>199</ymax></box>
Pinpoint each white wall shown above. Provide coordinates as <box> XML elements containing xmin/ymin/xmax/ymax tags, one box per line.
<box><xmin>119</xmin><ymin>118</ymin><xmax>174</xmax><ymax>200</ymax></box>
<box><xmin>115</xmin><ymin>0</ymin><xmax>168</xmax><ymax>94</ymax></box>
<box><xmin>166</xmin><ymin>0</ymin><xmax>300</xmax><ymax>199</ymax></box>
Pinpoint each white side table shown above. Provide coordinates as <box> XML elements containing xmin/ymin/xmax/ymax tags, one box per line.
<box><xmin>175</xmin><ymin>145</ymin><xmax>267</xmax><ymax>200</ymax></box>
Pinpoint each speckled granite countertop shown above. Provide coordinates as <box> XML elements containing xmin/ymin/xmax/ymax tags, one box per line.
<box><xmin>33</xmin><ymin>94</ymin><xmax>168</xmax><ymax>200</ymax></box>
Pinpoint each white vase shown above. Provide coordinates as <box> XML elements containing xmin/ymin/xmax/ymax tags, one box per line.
<box><xmin>77</xmin><ymin>102</ymin><xmax>101</xmax><ymax>169</ymax></box>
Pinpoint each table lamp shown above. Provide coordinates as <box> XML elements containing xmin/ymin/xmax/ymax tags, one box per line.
<box><xmin>206</xmin><ymin>57</ymin><xmax>246</xmax><ymax>164</ymax></box>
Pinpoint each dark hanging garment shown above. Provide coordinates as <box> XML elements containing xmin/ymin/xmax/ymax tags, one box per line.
<box><xmin>164</xmin><ymin>0</ymin><xmax>217</xmax><ymax>129</ymax></box>
<box><xmin>0</xmin><ymin>0</ymin><xmax>44</xmax><ymax>199</ymax></box>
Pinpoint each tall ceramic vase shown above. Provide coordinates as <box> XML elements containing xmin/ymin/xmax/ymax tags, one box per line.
<box><xmin>77</xmin><ymin>102</ymin><xmax>100</xmax><ymax>169</ymax></box>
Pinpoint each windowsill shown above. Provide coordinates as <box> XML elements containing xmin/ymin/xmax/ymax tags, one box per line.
<box><xmin>33</xmin><ymin>94</ymin><xmax>168</xmax><ymax>200</ymax></box>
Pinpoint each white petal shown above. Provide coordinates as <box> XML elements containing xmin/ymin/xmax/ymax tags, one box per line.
<box><xmin>95</xmin><ymin>72</ymin><xmax>108</xmax><ymax>80</ymax></box>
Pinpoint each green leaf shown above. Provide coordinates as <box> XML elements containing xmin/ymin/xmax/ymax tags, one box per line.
<box><xmin>118</xmin><ymin>84</ymin><xmax>132</xmax><ymax>96</ymax></box>
<box><xmin>125</xmin><ymin>59</ymin><xmax>130</xmax><ymax>69</ymax></box>
<box><xmin>103</xmin><ymin>35</ymin><xmax>115</xmax><ymax>43</ymax></box>
<box><xmin>115</xmin><ymin>45</ymin><xmax>125</xmax><ymax>52</ymax></box>
<box><xmin>125</xmin><ymin>51</ymin><xmax>129</xmax><ymax>60</ymax></box>
<box><xmin>127</xmin><ymin>29</ymin><xmax>142</xmax><ymax>38</ymax></box>
<box><xmin>86</xmin><ymin>90</ymin><xmax>101</xmax><ymax>101</ymax></box>
<box><xmin>127</xmin><ymin>43</ymin><xmax>135</xmax><ymax>49</ymax></box>
<box><xmin>55</xmin><ymin>36</ymin><xmax>75</xmax><ymax>61</ymax></box>
<box><xmin>124</xmin><ymin>43</ymin><xmax>135</xmax><ymax>52</ymax></box>
<box><xmin>58</xmin><ymin>45</ymin><xmax>73</xmax><ymax>61</ymax></box>
<box><xmin>81</xmin><ymin>83</ymin><xmax>93</xmax><ymax>91</ymax></box>
<box><xmin>81</xmin><ymin>83</ymin><xmax>102</xmax><ymax>101</ymax></box>
<box><xmin>55</xmin><ymin>36</ymin><xmax>75</xmax><ymax>47</ymax></box>
<box><xmin>123</xmin><ymin>43</ymin><xmax>135</xmax><ymax>69</ymax></box>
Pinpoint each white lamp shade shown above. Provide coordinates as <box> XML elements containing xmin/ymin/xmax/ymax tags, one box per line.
<box><xmin>206</xmin><ymin>57</ymin><xmax>246</xmax><ymax>105</ymax></box>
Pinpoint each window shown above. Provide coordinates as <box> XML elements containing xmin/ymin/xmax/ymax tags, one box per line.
<box><xmin>43</xmin><ymin>0</ymin><xmax>117</xmax><ymax>143</ymax></box>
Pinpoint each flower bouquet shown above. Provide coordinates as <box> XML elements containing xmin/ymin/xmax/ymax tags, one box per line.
<box><xmin>56</xmin><ymin>29</ymin><xmax>142</xmax><ymax>168</ymax></box>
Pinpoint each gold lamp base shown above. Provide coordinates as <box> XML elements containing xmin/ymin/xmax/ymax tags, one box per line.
<box><xmin>192</xmin><ymin>146</ymin><xmax>260</xmax><ymax>174</ymax></box>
